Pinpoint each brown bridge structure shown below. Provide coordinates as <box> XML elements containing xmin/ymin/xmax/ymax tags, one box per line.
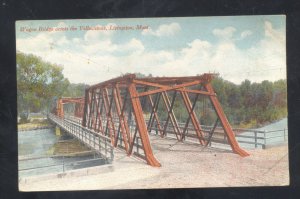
<box><xmin>51</xmin><ymin>73</ymin><xmax>249</xmax><ymax>167</ymax></box>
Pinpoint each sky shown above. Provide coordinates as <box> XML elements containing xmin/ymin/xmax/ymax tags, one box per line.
<box><xmin>16</xmin><ymin>15</ymin><xmax>286</xmax><ymax>85</ymax></box>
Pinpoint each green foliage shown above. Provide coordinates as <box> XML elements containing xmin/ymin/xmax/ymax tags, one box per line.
<box><xmin>19</xmin><ymin>112</ymin><xmax>30</xmax><ymax>124</ymax></box>
<box><xmin>212</xmin><ymin>77</ymin><xmax>287</xmax><ymax>127</ymax></box>
<box><xmin>17</xmin><ymin>52</ymin><xmax>70</xmax><ymax>117</ymax></box>
<box><xmin>63</xmin><ymin>83</ymin><xmax>89</xmax><ymax>97</ymax></box>
<box><xmin>145</xmin><ymin>75</ymin><xmax>287</xmax><ymax>128</ymax></box>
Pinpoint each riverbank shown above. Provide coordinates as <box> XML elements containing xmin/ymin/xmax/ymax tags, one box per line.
<box><xmin>18</xmin><ymin>119</ymin><xmax>53</xmax><ymax>131</ymax></box>
<box><xmin>234</xmin><ymin>116</ymin><xmax>287</xmax><ymax>129</ymax></box>
<box><xmin>47</xmin><ymin>139</ymin><xmax>94</xmax><ymax>157</ymax></box>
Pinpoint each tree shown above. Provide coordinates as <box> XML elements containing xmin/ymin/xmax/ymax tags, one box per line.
<box><xmin>63</xmin><ymin>83</ymin><xmax>89</xmax><ymax>97</ymax></box>
<box><xmin>17</xmin><ymin>52</ymin><xmax>69</xmax><ymax>120</ymax></box>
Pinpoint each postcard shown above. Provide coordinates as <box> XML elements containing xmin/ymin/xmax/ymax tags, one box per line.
<box><xmin>16</xmin><ymin>15</ymin><xmax>288</xmax><ymax>191</ymax></box>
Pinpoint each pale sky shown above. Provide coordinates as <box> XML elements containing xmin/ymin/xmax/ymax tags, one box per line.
<box><xmin>16</xmin><ymin>15</ymin><xmax>286</xmax><ymax>85</ymax></box>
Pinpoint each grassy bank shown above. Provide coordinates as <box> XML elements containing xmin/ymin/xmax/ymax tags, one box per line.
<box><xmin>18</xmin><ymin>119</ymin><xmax>53</xmax><ymax>131</ymax></box>
<box><xmin>47</xmin><ymin>139</ymin><xmax>93</xmax><ymax>157</ymax></box>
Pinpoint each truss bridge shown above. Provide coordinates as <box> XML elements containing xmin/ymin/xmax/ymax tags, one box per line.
<box><xmin>49</xmin><ymin>73</ymin><xmax>249</xmax><ymax>167</ymax></box>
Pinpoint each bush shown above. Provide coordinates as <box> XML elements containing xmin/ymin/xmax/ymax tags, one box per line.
<box><xmin>19</xmin><ymin>112</ymin><xmax>30</xmax><ymax>124</ymax></box>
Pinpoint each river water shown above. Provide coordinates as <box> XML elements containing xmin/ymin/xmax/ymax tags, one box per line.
<box><xmin>236</xmin><ymin>118</ymin><xmax>288</xmax><ymax>149</ymax></box>
<box><xmin>256</xmin><ymin>118</ymin><xmax>287</xmax><ymax>131</ymax></box>
<box><xmin>18</xmin><ymin>128</ymin><xmax>106</xmax><ymax>178</ymax></box>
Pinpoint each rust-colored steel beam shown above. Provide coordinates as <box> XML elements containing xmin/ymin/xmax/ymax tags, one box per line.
<box><xmin>180</xmin><ymin>91</ymin><xmax>206</xmax><ymax>145</ymax></box>
<box><xmin>82</xmin><ymin>89</ymin><xmax>89</xmax><ymax>127</ymax></box>
<box><xmin>147</xmin><ymin>94</ymin><xmax>163</xmax><ymax>136</ymax></box>
<box><xmin>204</xmin><ymin>83</ymin><xmax>249</xmax><ymax>157</ymax></box>
<box><xmin>181</xmin><ymin>93</ymin><xmax>199</xmax><ymax>140</ymax></box>
<box><xmin>137</xmin><ymin>80</ymin><xmax>202</xmax><ymax>97</ymax></box>
<box><xmin>87</xmin><ymin>90</ymin><xmax>95</xmax><ymax>129</ymax></box>
<box><xmin>135</xmin><ymin>73</ymin><xmax>217</xmax><ymax>84</ymax></box>
<box><xmin>113</xmin><ymin>85</ymin><xmax>130</xmax><ymax>152</ymax></box>
<box><xmin>127</xmin><ymin>82</ymin><xmax>161</xmax><ymax>167</ymax></box>
<box><xmin>161</xmin><ymin>91</ymin><xmax>182</xmax><ymax>140</ymax></box>
<box><xmin>97</xmin><ymin>91</ymin><xmax>106</xmax><ymax>134</ymax></box>
<box><xmin>118</xmin><ymin>89</ymin><xmax>132</xmax><ymax>144</ymax></box>
<box><xmin>93</xmin><ymin>92</ymin><xmax>101</xmax><ymax>130</ymax></box>
<box><xmin>56</xmin><ymin>97</ymin><xmax>84</xmax><ymax>118</ymax></box>
<box><xmin>102</xmin><ymin>88</ymin><xmax>117</xmax><ymax>145</ymax></box>
<box><xmin>133</xmin><ymin>79</ymin><xmax>214</xmax><ymax>97</ymax></box>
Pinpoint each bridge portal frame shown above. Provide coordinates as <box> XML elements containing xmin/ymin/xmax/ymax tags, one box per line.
<box><xmin>56</xmin><ymin>97</ymin><xmax>84</xmax><ymax>118</ymax></box>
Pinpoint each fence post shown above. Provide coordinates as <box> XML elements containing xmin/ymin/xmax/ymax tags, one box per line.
<box><xmin>105</xmin><ymin>138</ymin><xmax>107</xmax><ymax>157</ymax></box>
<box><xmin>137</xmin><ymin>137</ymin><xmax>139</xmax><ymax>154</ymax></box>
<box><xmin>94</xmin><ymin>134</ymin><xmax>95</xmax><ymax>149</ymax></box>
<box><xmin>263</xmin><ymin>130</ymin><xmax>266</xmax><ymax>149</ymax></box>
<box><xmin>62</xmin><ymin>155</ymin><xmax>65</xmax><ymax>173</ymax></box>
<box><xmin>110</xmin><ymin>144</ymin><xmax>114</xmax><ymax>163</ymax></box>
<box><xmin>254</xmin><ymin>131</ymin><xmax>257</xmax><ymax>148</ymax></box>
<box><xmin>99</xmin><ymin>136</ymin><xmax>101</xmax><ymax>154</ymax></box>
<box><xmin>283</xmin><ymin>128</ymin><xmax>286</xmax><ymax>141</ymax></box>
<box><xmin>89</xmin><ymin>132</ymin><xmax>91</xmax><ymax>145</ymax></box>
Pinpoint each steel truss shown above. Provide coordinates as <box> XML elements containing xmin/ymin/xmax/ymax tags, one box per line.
<box><xmin>56</xmin><ymin>97</ymin><xmax>84</xmax><ymax>118</ymax></box>
<box><xmin>75</xmin><ymin>74</ymin><xmax>249</xmax><ymax>167</ymax></box>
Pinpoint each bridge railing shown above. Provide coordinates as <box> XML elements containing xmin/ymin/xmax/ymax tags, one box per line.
<box><xmin>18</xmin><ymin>152</ymin><xmax>106</xmax><ymax>178</ymax></box>
<box><xmin>61</xmin><ymin>114</ymin><xmax>288</xmax><ymax>150</ymax></box>
<box><xmin>148</xmin><ymin>120</ymin><xmax>288</xmax><ymax>149</ymax></box>
<box><xmin>48</xmin><ymin>113</ymin><xmax>114</xmax><ymax>163</ymax></box>
<box><xmin>63</xmin><ymin>114</ymin><xmax>148</xmax><ymax>161</ymax></box>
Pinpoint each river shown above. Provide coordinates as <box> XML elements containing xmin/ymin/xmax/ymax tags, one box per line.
<box><xmin>236</xmin><ymin>118</ymin><xmax>288</xmax><ymax>149</ymax></box>
<box><xmin>256</xmin><ymin>117</ymin><xmax>287</xmax><ymax>131</ymax></box>
<box><xmin>18</xmin><ymin>128</ymin><xmax>106</xmax><ymax>178</ymax></box>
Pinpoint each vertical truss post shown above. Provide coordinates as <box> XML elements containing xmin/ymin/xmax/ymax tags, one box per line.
<box><xmin>127</xmin><ymin>82</ymin><xmax>161</xmax><ymax>167</ymax></box>
<box><xmin>75</xmin><ymin>103</ymin><xmax>80</xmax><ymax>117</ymax></box>
<box><xmin>147</xmin><ymin>94</ymin><xmax>163</xmax><ymax>136</ymax></box>
<box><xmin>56</xmin><ymin>99</ymin><xmax>63</xmax><ymax>118</ymax></box>
<box><xmin>87</xmin><ymin>90</ymin><xmax>96</xmax><ymax>129</ymax></box>
<box><xmin>180</xmin><ymin>91</ymin><xmax>206</xmax><ymax>145</ymax></box>
<box><xmin>205</xmin><ymin>119</ymin><xmax>219</xmax><ymax>147</ymax></box>
<box><xmin>96</xmin><ymin>92</ymin><xmax>104</xmax><ymax>134</ymax></box>
<box><xmin>91</xmin><ymin>91</ymin><xmax>98</xmax><ymax>129</ymax></box>
<box><xmin>119</xmin><ymin>89</ymin><xmax>132</xmax><ymax>144</ymax></box>
<box><xmin>113</xmin><ymin>85</ymin><xmax>130</xmax><ymax>152</ymax></box>
<box><xmin>93</xmin><ymin>91</ymin><xmax>102</xmax><ymax>132</ymax></box>
<box><xmin>102</xmin><ymin>88</ymin><xmax>117</xmax><ymax>144</ymax></box>
<box><xmin>182</xmin><ymin>93</ymin><xmax>199</xmax><ymax>140</ymax></box>
<box><xmin>102</xmin><ymin>88</ymin><xmax>110</xmax><ymax>136</ymax></box>
<box><xmin>161</xmin><ymin>91</ymin><xmax>181</xmax><ymax>140</ymax></box>
<box><xmin>82</xmin><ymin>89</ymin><xmax>89</xmax><ymax>127</ymax></box>
<box><xmin>204</xmin><ymin>83</ymin><xmax>249</xmax><ymax>156</ymax></box>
